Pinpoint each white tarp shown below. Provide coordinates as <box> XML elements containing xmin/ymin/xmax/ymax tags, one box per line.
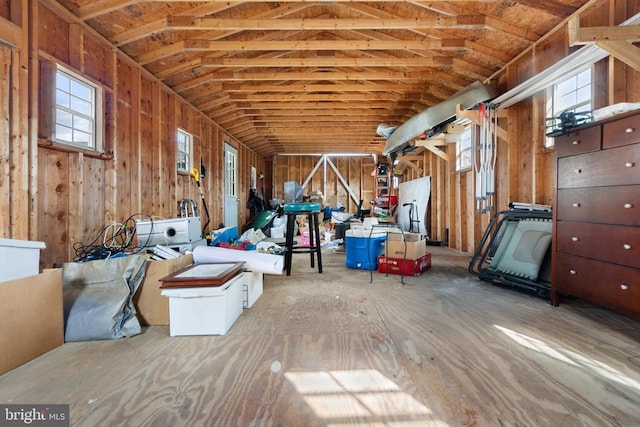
<box><xmin>193</xmin><ymin>245</ymin><xmax>284</xmax><ymax>275</ymax></box>
<box><xmin>397</xmin><ymin>176</ymin><xmax>431</xmax><ymax>236</ymax></box>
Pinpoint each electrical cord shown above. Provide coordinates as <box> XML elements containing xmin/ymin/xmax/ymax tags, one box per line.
<box><xmin>73</xmin><ymin>213</ymin><xmax>154</xmax><ymax>262</ymax></box>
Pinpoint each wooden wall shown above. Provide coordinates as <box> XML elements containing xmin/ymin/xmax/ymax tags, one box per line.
<box><xmin>272</xmin><ymin>155</ymin><xmax>376</xmax><ymax>213</ymax></box>
<box><xmin>1</xmin><ymin>1</ymin><xmax>264</xmax><ymax>268</ymax></box>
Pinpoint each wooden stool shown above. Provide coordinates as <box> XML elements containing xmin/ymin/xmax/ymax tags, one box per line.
<box><xmin>284</xmin><ymin>202</ymin><xmax>323</xmax><ymax>276</ymax></box>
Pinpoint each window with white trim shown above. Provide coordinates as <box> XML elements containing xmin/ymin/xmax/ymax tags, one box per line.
<box><xmin>456</xmin><ymin>125</ymin><xmax>473</xmax><ymax>172</ymax></box>
<box><xmin>53</xmin><ymin>66</ymin><xmax>102</xmax><ymax>151</ymax></box>
<box><xmin>545</xmin><ymin>68</ymin><xmax>592</xmax><ymax>147</ymax></box>
<box><xmin>177</xmin><ymin>129</ymin><xmax>193</xmax><ymax>173</ymax></box>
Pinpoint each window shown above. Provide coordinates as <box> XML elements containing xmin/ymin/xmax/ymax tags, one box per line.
<box><xmin>177</xmin><ymin>129</ymin><xmax>193</xmax><ymax>173</ymax></box>
<box><xmin>225</xmin><ymin>147</ymin><xmax>237</xmax><ymax>197</ymax></box>
<box><xmin>545</xmin><ymin>68</ymin><xmax>592</xmax><ymax>147</ymax></box>
<box><xmin>53</xmin><ymin>66</ymin><xmax>101</xmax><ymax>151</ymax></box>
<box><xmin>456</xmin><ymin>125</ymin><xmax>473</xmax><ymax>171</ymax></box>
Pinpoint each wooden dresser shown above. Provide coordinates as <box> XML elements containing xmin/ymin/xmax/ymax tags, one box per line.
<box><xmin>552</xmin><ymin>110</ymin><xmax>640</xmax><ymax>320</ymax></box>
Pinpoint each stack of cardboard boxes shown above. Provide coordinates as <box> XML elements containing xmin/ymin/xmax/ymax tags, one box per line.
<box><xmin>378</xmin><ymin>232</ymin><xmax>431</xmax><ymax>276</ymax></box>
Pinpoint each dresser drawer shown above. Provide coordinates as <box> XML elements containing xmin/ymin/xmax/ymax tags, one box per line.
<box><xmin>556</xmin><ymin>221</ymin><xmax>640</xmax><ymax>267</ymax></box>
<box><xmin>557</xmin><ymin>144</ymin><xmax>640</xmax><ymax>188</ymax></box>
<box><xmin>555</xmin><ymin>253</ymin><xmax>640</xmax><ymax>314</ymax></box>
<box><xmin>554</xmin><ymin>125</ymin><xmax>601</xmax><ymax>158</ymax></box>
<box><xmin>556</xmin><ymin>186</ymin><xmax>640</xmax><ymax>225</ymax></box>
<box><xmin>603</xmin><ymin>114</ymin><xmax>640</xmax><ymax>149</ymax></box>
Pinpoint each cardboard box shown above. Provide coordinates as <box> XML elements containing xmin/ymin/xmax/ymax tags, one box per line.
<box><xmin>133</xmin><ymin>253</ymin><xmax>193</xmax><ymax>326</ymax></box>
<box><xmin>378</xmin><ymin>252</ymin><xmax>432</xmax><ymax>276</ymax></box>
<box><xmin>0</xmin><ymin>269</ymin><xmax>63</xmax><ymax>375</ymax></box>
<box><xmin>161</xmin><ymin>273</ymin><xmax>244</xmax><ymax>336</ymax></box>
<box><xmin>384</xmin><ymin>232</ymin><xmax>427</xmax><ymax>259</ymax></box>
<box><xmin>0</xmin><ymin>238</ymin><xmax>46</xmax><ymax>282</ymax></box>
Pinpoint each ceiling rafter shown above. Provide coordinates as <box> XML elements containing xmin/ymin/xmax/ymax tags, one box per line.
<box><xmin>165</xmin><ymin>16</ymin><xmax>485</xmax><ymax>31</ymax></box>
<box><xmin>55</xmin><ymin>0</ymin><xmax>588</xmax><ymax>157</ymax></box>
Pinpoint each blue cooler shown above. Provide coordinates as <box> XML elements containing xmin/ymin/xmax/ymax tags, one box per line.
<box><xmin>345</xmin><ymin>232</ymin><xmax>387</xmax><ymax>270</ymax></box>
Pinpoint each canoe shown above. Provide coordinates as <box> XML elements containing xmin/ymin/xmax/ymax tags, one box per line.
<box><xmin>383</xmin><ymin>81</ymin><xmax>498</xmax><ymax>156</ymax></box>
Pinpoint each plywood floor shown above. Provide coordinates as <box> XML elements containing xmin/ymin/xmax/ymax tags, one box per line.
<box><xmin>1</xmin><ymin>246</ymin><xmax>640</xmax><ymax>426</ymax></box>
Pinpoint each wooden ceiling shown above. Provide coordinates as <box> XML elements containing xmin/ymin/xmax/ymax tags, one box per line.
<box><xmin>54</xmin><ymin>0</ymin><xmax>588</xmax><ymax>157</ymax></box>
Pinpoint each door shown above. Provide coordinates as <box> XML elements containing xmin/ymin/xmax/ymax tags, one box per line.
<box><xmin>224</xmin><ymin>143</ymin><xmax>238</xmax><ymax>228</ymax></box>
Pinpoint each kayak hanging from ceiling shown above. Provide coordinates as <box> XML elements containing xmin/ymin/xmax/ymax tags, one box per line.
<box><xmin>382</xmin><ymin>81</ymin><xmax>498</xmax><ymax>158</ymax></box>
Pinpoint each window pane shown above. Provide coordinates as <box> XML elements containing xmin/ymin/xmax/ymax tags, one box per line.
<box><xmin>56</xmin><ymin>108</ymin><xmax>73</xmax><ymax>127</ymax></box>
<box><xmin>56</xmin><ymin>89</ymin><xmax>70</xmax><ymax>108</ymax></box>
<box><xmin>577</xmin><ymin>69</ymin><xmax>591</xmax><ymax>87</ymax></box>
<box><xmin>70</xmin><ymin>96</ymin><xmax>92</xmax><ymax>116</ymax></box>
<box><xmin>556</xmin><ymin>77</ymin><xmax>576</xmax><ymax>97</ymax></box>
<box><xmin>74</xmin><ymin>115</ymin><xmax>92</xmax><ymax>133</ymax></box>
<box><xmin>73</xmin><ymin>130</ymin><xmax>92</xmax><ymax>145</ymax></box>
<box><xmin>576</xmin><ymin>86</ymin><xmax>591</xmax><ymax>104</ymax></box>
<box><xmin>70</xmin><ymin>80</ymin><xmax>91</xmax><ymax>100</ymax></box>
<box><xmin>56</xmin><ymin>73</ymin><xmax>70</xmax><ymax>91</ymax></box>
<box><xmin>55</xmin><ymin>124</ymin><xmax>73</xmax><ymax>143</ymax></box>
<box><xmin>557</xmin><ymin>93</ymin><xmax>576</xmax><ymax>112</ymax></box>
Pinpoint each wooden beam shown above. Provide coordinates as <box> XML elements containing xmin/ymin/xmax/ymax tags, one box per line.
<box><xmin>417</xmin><ymin>143</ymin><xmax>450</xmax><ymax>161</ymax></box>
<box><xmin>220</xmin><ymin>83</ymin><xmax>419</xmax><ymax>92</ymax></box>
<box><xmin>568</xmin><ymin>17</ymin><xmax>640</xmax><ymax>45</ymax></box>
<box><xmin>201</xmin><ymin>56</ymin><xmax>453</xmax><ymax>67</ymax></box>
<box><xmin>166</xmin><ymin>16</ymin><xmax>483</xmax><ymax>31</ymax></box>
<box><xmin>595</xmin><ymin>40</ymin><xmax>640</xmax><ymax>72</ymax></box>
<box><xmin>397</xmin><ymin>158</ymin><xmax>424</xmax><ymax>174</ymax></box>
<box><xmin>183</xmin><ymin>39</ymin><xmax>465</xmax><ymax>51</ymax></box>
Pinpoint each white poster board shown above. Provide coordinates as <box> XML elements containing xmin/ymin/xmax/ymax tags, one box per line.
<box><xmin>397</xmin><ymin>176</ymin><xmax>431</xmax><ymax>236</ymax></box>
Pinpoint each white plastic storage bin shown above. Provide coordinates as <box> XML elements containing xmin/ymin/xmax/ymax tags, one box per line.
<box><xmin>0</xmin><ymin>238</ymin><xmax>46</xmax><ymax>282</ymax></box>
<box><xmin>161</xmin><ymin>273</ymin><xmax>244</xmax><ymax>336</ymax></box>
<box><xmin>243</xmin><ymin>271</ymin><xmax>264</xmax><ymax>308</ymax></box>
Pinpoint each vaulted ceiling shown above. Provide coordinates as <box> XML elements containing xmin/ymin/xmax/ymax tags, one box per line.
<box><xmin>54</xmin><ymin>0</ymin><xmax>589</xmax><ymax>157</ymax></box>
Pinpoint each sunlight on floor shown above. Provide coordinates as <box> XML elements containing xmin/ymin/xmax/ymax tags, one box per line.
<box><xmin>284</xmin><ymin>368</ymin><xmax>450</xmax><ymax>426</ymax></box>
<box><xmin>494</xmin><ymin>324</ymin><xmax>640</xmax><ymax>392</ymax></box>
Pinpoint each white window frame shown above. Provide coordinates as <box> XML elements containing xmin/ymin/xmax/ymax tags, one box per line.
<box><xmin>53</xmin><ymin>65</ymin><xmax>102</xmax><ymax>152</ymax></box>
<box><xmin>456</xmin><ymin>125</ymin><xmax>473</xmax><ymax>172</ymax></box>
<box><xmin>177</xmin><ymin>128</ymin><xmax>193</xmax><ymax>173</ymax></box>
<box><xmin>545</xmin><ymin>68</ymin><xmax>592</xmax><ymax>147</ymax></box>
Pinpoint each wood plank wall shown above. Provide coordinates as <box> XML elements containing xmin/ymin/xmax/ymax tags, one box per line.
<box><xmin>1</xmin><ymin>0</ymin><xmax>639</xmax><ymax>267</ymax></box>
<box><xmin>0</xmin><ymin>1</ymin><xmax>264</xmax><ymax>268</ymax></box>
<box><xmin>272</xmin><ymin>155</ymin><xmax>376</xmax><ymax>213</ymax></box>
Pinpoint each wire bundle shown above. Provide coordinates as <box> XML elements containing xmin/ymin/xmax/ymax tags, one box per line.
<box><xmin>73</xmin><ymin>213</ymin><xmax>153</xmax><ymax>262</ymax></box>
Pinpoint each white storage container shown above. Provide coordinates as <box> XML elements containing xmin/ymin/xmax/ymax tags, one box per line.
<box><xmin>243</xmin><ymin>271</ymin><xmax>263</xmax><ymax>308</ymax></box>
<box><xmin>0</xmin><ymin>238</ymin><xmax>46</xmax><ymax>282</ymax></box>
<box><xmin>161</xmin><ymin>273</ymin><xmax>244</xmax><ymax>336</ymax></box>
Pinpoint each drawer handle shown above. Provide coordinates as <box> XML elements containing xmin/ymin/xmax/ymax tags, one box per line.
<box><xmin>625</xmin><ymin>162</ymin><xmax>635</xmax><ymax>168</ymax></box>
<box><xmin>620</xmin><ymin>284</ymin><xmax>629</xmax><ymax>290</ymax></box>
<box><xmin>571</xmin><ymin>236</ymin><xmax>579</xmax><ymax>242</ymax></box>
<box><xmin>624</xmin><ymin>203</ymin><xmax>633</xmax><ymax>209</ymax></box>
<box><xmin>572</xmin><ymin>140</ymin><xmax>580</xmax><ymax>145</ymax></box>
<box><xmin>625</xmin><ymin>127</ymin><xmax>635</xmax><ymax>134</ymax></box>
<box><xmin>569</xmin><ymin>269</ymin><xmax>577</xmax><ymax>275</ymax></box>
<box><xmin>624</xmin><ymin>244</ymin><xmax>632</xmax><ymax>250</ymax></box>
<box><xmin>572</xmin><ymin>203</ymin><xmax>581</xmax><ymax>208</ymax></box>
<box><xmin>574</xmin><ymin>168</ymin><xmax>582</xmax><ymax>174</ymax></box>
